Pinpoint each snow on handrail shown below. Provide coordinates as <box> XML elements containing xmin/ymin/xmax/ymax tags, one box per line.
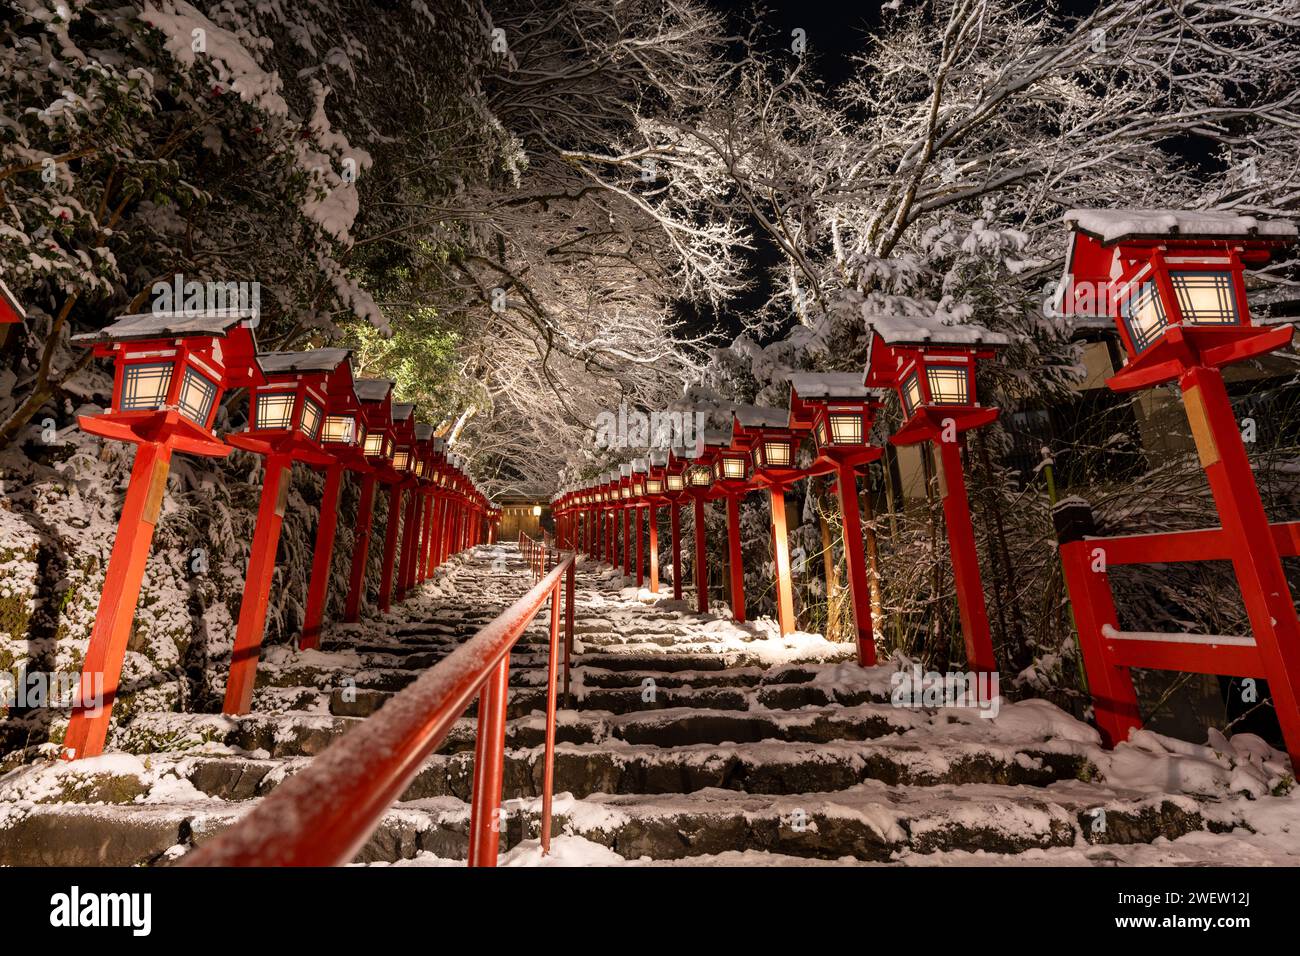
<box><xmin>183</xmin><ymin>550</ymin><xmax>577</xmax><ymax>867</ymax></box>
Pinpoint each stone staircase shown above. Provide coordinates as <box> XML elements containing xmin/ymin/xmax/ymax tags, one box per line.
<box><xmin>2</xmin><ymin>543</ymin><xmax>1298</xmax><ymax>867</ymax></box>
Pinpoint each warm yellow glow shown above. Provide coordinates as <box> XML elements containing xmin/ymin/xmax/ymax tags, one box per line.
<box><xmin>300</xmin><ymin>398</ymin><xmax>323</xmax><ymax>439</ymax></box>
<box><xmin>1170</xmin><ymin>271</ymin><xmax>1239</xmax><ymax>325</ymax></box>
<box><xmin>646</xmin><ymin>479</ymin><xmax>663</xmax><ymax>494</ymax></box>
<box><xmin>720</xmin><ymin>454</ymin><xmax>746</xmax><ymax>480</ymax></box>
<box><xmin>828</xmin><ymin>414</ymin><xmax>862</xmax><ymax>444</ymax></box>
<box><xmin>901</xmin><ymin>372</ymin><xmax>922</xmax><ymax>415</ymax></box>
<box><xmin>532</xmin><ymin>505</ymin><xmax>542</xmax><ymax>516</ymax></box>
<box><xmin>323</xmin><ymin>414</ymin><xmax>357</xmax><ymax>444</ymax></box>
<box><xmin>1121</xmin><ymin>280</ymin><xmax>1168</xmax><ymax>351</ymax></box>
<box><xmin>364</xmin><ymin>432</ymin><xmax>384</xmax><ymax>457</ymax></box>
<box><xmin>256</xmin><ymin>391</ymin><xmax>295</xmax><ymax>430</ymax></box>
<box><xmin>926</xmin><ymin>366</ymin><xmax>969</xmax><ymax>405</ymax></box>
<box><xmin>393</xmin><ymin>450</ymin><xmax>410</xmax><ymax>471</ymax></box>
<box><xmin>120</xmin><ymin>362</ymin><xmax>173</xmax><ymax>411</ymax></box>
<box><xmin>176</xmin><ymin>368</ymin><xmax>217</xmax><ymax>425</ymax></box>
<box><xmin>666</xmin><ymin>474</ymin><xmax>684</xmax><ymax>491</ymax></box>
<box><xmin>762</xmin><ymin>441</ymin><xmax>791</xmax><ymax>467</ymax></box>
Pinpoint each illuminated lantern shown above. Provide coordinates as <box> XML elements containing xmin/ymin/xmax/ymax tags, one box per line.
<box><xmin>223</xmin><ymin>349</ymin><xmax>344</xmax><ymax>714</ymax></box>
<box><xmin>1056</xmin><ymin>208</ymin><xmax>1300</xmax><ymax>760</ymax></box>
<box><xmin>788</xmin><ymin>372</ymin><xmax>888</xmax><ymax>664</ymax></box>
<box><xmin>681</xmin><ymin>432</ymin><xmax>725</xmax><ymax>615</ymax></box>
<box><xmin>64</xmin><ymin>308</ymin><xmax>262</xmax><ymax>759</ymax></box>
<box><xmin>734</xmin><ymin>406</ymin><xmax>809</xmax><ymax>635</ymax></box>
<box><xmin>344</xmin><ymin>378</ymin><xmax>395</xmax><ymax>622</ymax></box>
<box><xmin>302</xmin><ymin>350</ymin><xmax>366</xmax><ymax>650</ymax></box>
<box><xmin>866</xmin><ymin>316</ymin><xmax>1007</xmax><ymax>674</ymax></box>
<box><xmin>659</xmin><ymin>449</ymin><xmax>690</xmax><ymax>600</ymax></box>
<box><xmin>708</xmin><ymin>426</ymin><xmax>752</xmax><ymax>623</ymax></box>
<box><xmin>642</xmin><ymin>450</ymin><xmax>669</xmax><ymax>594</ymax></box>
<box><xmin>401</xmin><ymin>425</ymin><xmax>434</xmax><ymax>593</ymax></box>
<box><xmin>379</xmin><ymin>403</ymin><xmax>418</xmax><ymax>610</ymax></box>
<box><xmin>617</xmin><ymin>463</ymin><xmax>634</xmax><ymax>578</ymax></box>
<box><xmin>629</xmin><ymin>458</ymin><xmax>650</xmax><ymax>588</ymax></box>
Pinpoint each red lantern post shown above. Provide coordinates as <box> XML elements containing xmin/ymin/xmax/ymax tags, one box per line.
<box><xmin>682</xmin><ymin>442</ymin><xmax>719</xmax><ymax>614</ymax></box>
<box><xmin>1057</xmin><ymin>208</ymin><xmax>1300</xmax><ymax>760</ymax></box>
<box><xmin>866</xmin><ymin>320</ymin><xmax>1006</xmax><ymax>674</ymax></box>
<box><xmin>710</xmin><ymin>429</ymin><xmax>753</xmax><ymax>623</ymax></box>
<box><xmin>662</xmin><ymin>451</ymin><xmax>690</xmax><ymax>600</ymax></box>
<box><xmin>63</xmin><ymin>309</ymin><xmax>262</xmax><ymax>759</ymax></box>
<box><xmin>301</xmin><ymin>350</ymin><xmax>367</xmax><ymax>650</ymax></box>
<box><xmin>734</xmin><ymin>406</ymin><xmax>810</xmax><ymax>636</ymax></box>
<box><xmin>344</xmin><ymin>379</ymin><xmax>396</xmax><ymax>622</ymax></box>
<box><xmin>380</xmin><ymin>403</ymin><xmax>418</xmax><ymax>610</ymax></box>
<box><xmin>223</xmin><ymin>350</ymin><xmax>342</xmax><ymax>714</ymax></box>
<box><xmin>789</xmin><ymin>373</ymin><xmax>888</xmax><ymax>665</ymax></box>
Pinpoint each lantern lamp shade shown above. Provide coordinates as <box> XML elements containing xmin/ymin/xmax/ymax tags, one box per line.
<box><xmin>299</xmin><ymin>396</ymin><xmax>324</xmax><ymax>440</ymax></box>
<box><xmin>646</xmin><ymin>478</ymin><xmax>663</xmax><ymax>494</ymax></box>
<box><xmin>667</xmin><ymin>474</ymin><xmax>685</xmax><ymax>491</ymax></box>
<box><xmin>393</xmin><ymin>449</ymin><xmax>411</xmax><ymax>472</ymax></box>
<box><xmin>715</xmin><ymin>452</ymin><xmax>748</xmax><ymax>481</ymax></box>
<box><xmin>686</xmin><ymin>463</ymin><xmax>712</xmax><ymax>487</ymax></box>
<box><xmin>827</xmin><ymin>412</ymin><xmax>864</xmax><ymax>445</ymax></box>
<box><xmin>112</xmin><ymin>350</ymin><xmax>226</xmax><ymax>430</ymax></box>
<box><xmin>925</xmin><ymin>364</ymin><xmax>971</xmax><ymax>405</ymax></box>
<box><xmin>323</xmin><ymin>413</ymin><xmax>360</xmax><ymax>444</ymax></box>
<box><xmin>755</xmin><ymin>439</ymin><xmax>792</xmax><ymax>469</ymax></box>
<box><xmin>255</xmin><ymin>390</ymin><xmax>296</xmax><ymax>430</ymax></box>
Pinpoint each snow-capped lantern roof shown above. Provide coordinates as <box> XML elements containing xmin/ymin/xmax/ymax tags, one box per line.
<box><xmin>228</xmin><ymin>349</ymin><xmax>346</xmax><ymax>466</ymax></box>
<box><xmin>787</xmin><ymin>373</ymin><xmax>887</xmax><ymax>467</ymax></box>
<box><xmin>733</xmin><ymin>404</ymin><xmax>790</xmax><ymax>430</ymax></box>
<box><xmin>785</xmin><ymin>371</ymin><xmax>885</xmax><ymax>401</ymax></box>
<box><xmin>1059</xmin><ymin>208</ymin><xmax>1298</xmax><ymax>389</ymax></box>
<box><xmin>0</xmin><ymin>279</ymin><xmax>26</xmax><ymax>325</ymax></box>
<box><xmin>631</xmin><ymin>457</ymin><xmax>649</xmax><ymax>473</ymax></box>
<box><xmin>257</xmin><ymin>348</ymin><xmax>351</xmax><ymax>376</ymax></box>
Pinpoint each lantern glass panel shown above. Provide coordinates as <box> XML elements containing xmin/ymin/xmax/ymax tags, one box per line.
<box><xmin>762</xmin><ymin>441</ymin><xmax>792</xmax><ymax>467</ymax></box>
<box><xmin>392</xmin><ymin>450</ymin><xmax>410</xmax><ymax>472</ymax></box>
<box><xmin>323</xmin><ymin>415</ymin><xmax>357</xmax><ymax>444</ymax></box>
<box><xmin>667</xmin><ymin>474</ymin><xmax>685</xmax><ymax>491</ymax></box>
<box><xmin>300</xmin><ymin>398</ymin><xmax>323</xmax><ymax>440</ymax></box>
<box><xmin>647</xmin><ymin>479</ymin><xmax>663</xmax><ymax>494</ymax></box>
<box><xmin>620</xmin><ymin>486</ymin><xmax>629</xmax><ymax>499</ymax></box>
<box><xmin>633</xmin><ymin>480</ymin><xmax>644</xmax><ymax>494</ymax></box>
<box><xmin>815</xmin><ymin>419</ymin><xmax>828</xmax><ymax>447</ymax></box>
<box><xmin>687</xmin><ymin>464</ymin><xmax>711</xmax><ymax>487</ymax></box>
<box><xmin>901</xmin><ymin>372</ymin><xmax>922</xmax><ymax>415</ymax></box>
<box><xmin>926</xmin><ymin>366</ymin><xmax>970</xmax><ymax>405</ymax></box>
<box><xmin>721</xmin><ymin>455</ymin><xmax>747</xmax><ymax>480</ymax></box>
<box><xmin>1120</xmin><ymin>279</ymin><xmax>1168</xmax><ymax>352</ymax></box>
<box><xmin>120</xmin><ymin>362</ymin><xmax>173</xmax><ymax>411</ymax></box>
<box><xmin>255</xmin><ymin>391</ymin><xmax>295</xmax><ymax>430</ymax></box>
<box><xmin>1170</xmin><ymin>271</ymin><xmax>1239</xmax><ymax>326</ymax></box>
<box><xmin>364</xmin><ymin>432</ymin><xmax>385</xmax><ymax>457</ymax></box>
<box><xmin>828</xmin><ymin>414</ymin><xmax>862</xmax><ymax>444</ymax></box>
<box><xmin>177</xmin><ymin>367</ymin><xmax>217</xmax><ymax>426</ymax></box>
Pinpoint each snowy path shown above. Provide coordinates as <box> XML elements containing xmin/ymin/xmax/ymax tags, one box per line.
<box><xmin>2</xmin><ymin>543</ymin><xmax>1299</xmax><ymax>866</ymax></box>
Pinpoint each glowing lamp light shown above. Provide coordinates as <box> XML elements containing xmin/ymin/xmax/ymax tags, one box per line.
<box><xmin>646</xmin><ymin>478</ymin><xmax>663</xmax><ymax>494</ymax></box>
<box><xmin>754</xmin><ymin>439</ymin><xmax>792</xmax><ymax>470</ymax></box>
<box><xmin>532</xmin><ymin>505</ymin><xmax>542</xmax><ymax>516</ymax></box>
<box><xmin>714</xmin><ymin>452</ymin><xmax>748</xmax><ymax>482</ymax></box>
<box><xmin>1060</xmin><ymin>209</ymin><xmax>1299</xmax><ymax>388</ymax></box>
<box><xmin>666</xmin><ymin>474</ymin><xmax>685</xmax><ymax>491</ymax></box>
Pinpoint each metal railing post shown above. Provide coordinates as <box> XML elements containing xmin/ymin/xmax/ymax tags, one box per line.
<box><xmin>467</xmin><ymin>656</ymin><xmax>510</xmax><ymax>867</ymax></box>
<box><xmin>541</xmin><ymin>579</ymin><xmax>562</xmax><ymax>855</ymax></box>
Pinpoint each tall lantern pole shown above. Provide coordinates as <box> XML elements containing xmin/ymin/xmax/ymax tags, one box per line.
<box><xmin>630</xmin><ymin>460</ymin><xmax>648</xmax><ymax>589</ymax></box>
<box><xmin>1059</xmin><ymin>208</ymin><xmax>1300</xmax><ymax>756</ymax></box>
<box><xmin>735</xmin><ymin>406</ymin><xmax>810</xmax><ymax>636</ymax></box>
<box><xmin>683</xmin><ymin>442</ymin><xmax>719</xmax><ymax>614</ymax></box>
<box><xmin>663</xmin><ymin>451</ymin><xmax>689</xmax><ymax>600</ymax></box>
<box><xmin>866</xmin><ymin>320</ymin><xmax>1006</xmax><ymax>675</ymax></box>
<box><xmin>223</xmin><ymin>350</ymin><xmax>340</xmax><ymax>714</ymax></box>
<box><xmin>301</xmin><ymin>351</ymin><xmax>368</xmax><ymax>650</ymax></box>
<box><xmin>379</xmin><ymin>403</ymin><xmax>418</xmax><ymax>610</ymax></box>
<box><xmin>710</xmin><ymin>429</ymin><xmax>754</xmax><ymax>623</ymax></box>
<box><xmin>788</xmin><ymin>373</ymin><xmax>889</xmax><ymax>666</ymax></box>
<box><xmin>63</xmin><ymin>308</ymin><xmax>262</xmax><ymax>759</ymax></box>
<box><xmin>344</xmin><ymin>379</ymin><xmax>397</xmax><ymax>622</ymax></box>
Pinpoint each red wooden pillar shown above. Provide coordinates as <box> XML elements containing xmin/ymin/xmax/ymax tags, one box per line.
<box><xmin>224</xmin><ymin>454</ymin><xmax>293</xmax><ymax>715</ymax></box>
<box><xmin>648</xmin><ymin>504</ymin><xmax>660</xmax><ymax>593</ymax></box>
<box><xmin>725</xmin><ymin>493</ymin><xmax>745</xmax><ymax>623</ymax></box>
<box><xmin>693</xmin><ymin>496</ymin><xmax>708</xmax><ymax>614</ymax></box>
<box><xmin>1182</xmin><ymin>365</ymin><xmax>1300</xmax><ymax>760</ymax></box>
<box><xmin>635</xmin><ymin>506</ymin><xmax>645</xmax><ymax>588</ymax></box>
<box><xmin>426</xmin><ymin>495</ymin><xmax>443</xmax><ymax>576</ymax></box>
<box><xmin>63</xmin><ymin>442</ymin><xmax>173</xmax><ymax>760</ymax></box>
<box><xmin>607</xmin><ymin>511</ymin><xmax>616</xmax><ymax>565</ymax></box>
<box><xmin>622</xmin><ymin>508</ymin><xmax>632</xmax><ymax>576</ymax></box>
<box><xmin>378</xmin><ymin>483</ymin><xmax>404</xmax><ymax>612</ymax></box>
<box><xmin>767</xmin><ymin>484</ymin><xmax>796</xmax><ymax>635</ymax></box>
<box><xmin>835</xmin><ymin>462</ymin><xmax>876</xmax><ymax>666</ymax></box>
<box><xmin>933</xmin><ymin>436</ymin><xmax>996</xmax><ymax>673</ymax></box>
<box><xmin>669</xmin><ymin>504</ymin><xmax>683</xmax><ymax>600</ymax></box>
<box><xmin>301</xmin><ymin>462</ymin><xmax>344</xmax><ymax>650</ymax></box>
<box><xmin>396</xmin><ymin>486</ymin><xmax>420</xmax><ymax>601</ymax></box>
<box><xmin>343</xmin><ymin>474</ymin><xmax>378</xmax><ymax>622</ymax></box>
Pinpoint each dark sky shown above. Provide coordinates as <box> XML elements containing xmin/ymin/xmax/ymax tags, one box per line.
<box><xmin>676</xmin><ymin>2</ymin><xmax>883</xmax><ymax>345</ymax></box>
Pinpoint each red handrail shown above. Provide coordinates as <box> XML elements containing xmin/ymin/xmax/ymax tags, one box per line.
<box><xmin>519</xmin><ymin>530</ymin><xmax>575</xmax><ymax>704</ymax></box>
<box><xmin>183</xmin><ymin>549</ymin><xmax>577</xmax><ymax>867</ymax></box>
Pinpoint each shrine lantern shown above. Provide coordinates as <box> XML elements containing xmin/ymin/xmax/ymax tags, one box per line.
<box><xmin>1059</xmin><ymin>208</ymin><xmax>1299</xmax><ymax>390</ymax></box>
<box><xmin>344</xmin><ymin>378</ymin><xmax>396</xmax><ymax>624</ymax></box>
<box><xmin>707</xmin><ymin>426</ymin><xmax>752</xmax><ymax>622</ymax></box>
<box><xmin>866</xmin><ymin>315</ymin><xmax>1008</xmax><ymax>674</ymax></box>
<box><xmin>787</xmin><ymin>372</ymin><xmax>889</xmax><ymax>665</ymax></box>
<box><xmin>1056</xmin><ymin>208</ymin><xmax>1300</xmax><ymax>758</ymax></box>
<box><xmin>733</xmin><ymin>405</ymin><xmax>809</xmax><ymax>635</ymax></box>
<box><xmin>64</xmin><ymin>308</ymin><xmax>262</xmax><ymax>760</ymax></box>
<box><xmin>380</xmin><ymin>403</ymin><xmax>418</xmax><ymax>610</ymax></box>
<box><xmin>300</xmin><ymin>350</ymin><xmax>366</xmax><ymax>650</ymax></box>
<box><xmin>223</xmin><ymin>349</ymin><xmax>348</xmax><ymax>715</ymax></box>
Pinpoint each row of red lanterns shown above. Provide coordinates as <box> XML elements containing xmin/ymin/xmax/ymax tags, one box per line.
<box><xmin>552</xmin><ymin>322</ymin><xmax>1007</xmax><ymax>673</ymax></box>
<box><xmin>60</xmin><ymin>308</ymin><xmax>499</xmax><ymax>760</ymax></box>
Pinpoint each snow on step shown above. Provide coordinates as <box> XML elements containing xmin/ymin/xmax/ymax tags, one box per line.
<box><xmin>2</xmin><ymin>546</ymin><xmax>1299</xmax><ymax>866</ymax></box>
